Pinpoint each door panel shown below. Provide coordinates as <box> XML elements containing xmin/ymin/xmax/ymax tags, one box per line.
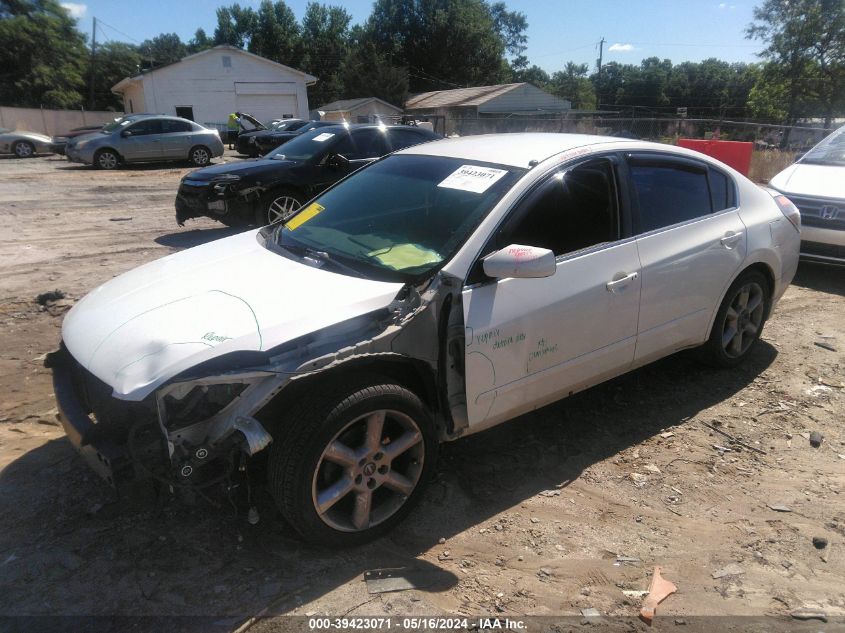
<box><xmin>463</xmin><ymin>242</ymin><xmax>641</xmax><ymax>430</ymax></box>
<box><xmin>634</xmin><ymin>214</ymin><xmax>746</xmax><ymax>363</ymax></box>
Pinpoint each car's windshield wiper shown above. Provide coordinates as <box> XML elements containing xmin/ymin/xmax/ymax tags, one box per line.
<box><xmin>304</xmin><ymin>248</ymin><xmax>364</xmax><ymax>277</ymax></box>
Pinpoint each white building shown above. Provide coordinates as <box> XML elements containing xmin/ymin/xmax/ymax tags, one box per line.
<box><xmin>111</xmin><ymin>45</ymin><xmax>317</xmax><ymax>128</ymax></box>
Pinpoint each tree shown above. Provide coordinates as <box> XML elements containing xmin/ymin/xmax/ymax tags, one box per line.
<box><xmin>300</xmin><ymin>2</ymin><xmax>352</xmax><ymax>106</ymax></box>
<box><xmin>341</xmin><ymin>25</ymin><xmax>408</xmax><ymax>106</ymax></box>
<box><xmin>0</xmin><ymin>0</ymin><xmax>88</xmax><ymax>107</ymax></box>
<box><xmin>365</xmin><ymin>0</ymin><xmax>513</xmax><ymax>92</ymax></box>
<box><xmin>513</xmin><ymin>64</ymin><xmax>549</xmax><ymax>87</ymax></box>
<box><xmin>138</xmin><ymin>33</ymin><xmax>187</xmax><ymax>67</ymax></box>
<box><xmin>248</xmin><ymin>0</ymin><xmax>301</xmax><ymax>66</ymax></box>
<box><xmin>549</xmin><ymin>62</ymin><xmax>595</xmax><ymax>110</ymax></box>
<box><xmin>90</xmin><ymin>41</ymin><xmax>141</xmax><ymax>110</ymax></box>
<box><xmin>187</xmin><ymin>28</ymin><xmax>213</xmax><ymax>54</ymax></box>
<box><xmin>747</xmin><ymin>0</ymin><xmax>845</xmax><ymax>127</ymax></box>
<box><xmin>214</xmin><ymin>4</ymin><xmax>257</xmax><ymax>48</ymax></box>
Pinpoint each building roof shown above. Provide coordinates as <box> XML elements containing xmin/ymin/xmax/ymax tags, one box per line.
<box><xmin>112</xmin><ymin>45</ymin><xmax>317</xmax><ymax>93</ymax></box>
<box><xmin>317</xmin><ymin>97</ymin><xmax>402</xmax><ymax>113</ymax></box>
<box><xmin>405</xmin><ymin>83</ymin><xmax>528</xmax><ymax>110</ymax></box>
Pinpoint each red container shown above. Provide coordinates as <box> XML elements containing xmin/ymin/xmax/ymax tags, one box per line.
<box><xmin>677</xmin><ymin>139</ymin><xmax>753</xmax><ymax>176</ymax></box>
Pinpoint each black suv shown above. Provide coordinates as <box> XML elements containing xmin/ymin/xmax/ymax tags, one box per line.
<box><xmin>176</xmin><ymin>124</ymin><xmax>441</xmax><ymax>227</ymax></box>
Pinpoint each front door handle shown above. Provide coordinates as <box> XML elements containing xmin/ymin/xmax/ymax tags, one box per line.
<box><xmin>606</xmin><ymin>271</ymin><xmax>639</xmax><ymax>291</ymax></box>
<box><xmin>720</xmin><ymin>232</ymin><xmax>743</xmax><ymax>248</ymax></box>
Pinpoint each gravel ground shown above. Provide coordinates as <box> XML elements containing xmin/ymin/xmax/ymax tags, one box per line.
<box><xmin>0</xmin><ymin>153</ymin><xmax>843</xmax><ymax>631</ymax></box>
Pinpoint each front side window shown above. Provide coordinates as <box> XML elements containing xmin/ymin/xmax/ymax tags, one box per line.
<box><xmin>126</xmin><ymin>119</ymin><xmax>162</xmax><ymax>136</ymax></box>
<box><xmin>273</xmin><ymin>155</ymin><xmax>525</xmax><ymax>282</ymax></box>
<box><xmin>629</xmin><ymin>158</ymin><xmax>712</xmax><ymax>232</ymax></box>
<box><xmin>498</xmin><ymin>159</ymin><xmax>620</xmax><ymax>256</ymax></box>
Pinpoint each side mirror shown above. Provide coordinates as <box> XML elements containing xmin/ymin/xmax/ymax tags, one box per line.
<box><xmin>326</xmin><ymin>153</ymin><xmax>350</xmax><ymax>169</ymax></box>
<box><xmin>482</xmin><ymin>244</ymin><xmax>556</xmax><ymax>279</ymax></box>
<box><xmin>120</xmin><ymin>130</ymin><xmax>132</xmax><ymax>138</ymax></box>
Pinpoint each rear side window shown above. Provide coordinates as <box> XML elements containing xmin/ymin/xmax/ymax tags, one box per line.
<box><xmin>629</xmin><ymin>159</ymin><xmax>712</xmax><ymax>232</ymax></box>
<box><xmin>161</xmin><ymin>120</ymin><xmax>192</xmax><ymax>133</ymax></box>
<box><xmin>708</xmin><ymin>168</ymin><xmax>735</xmax><ymax>211</ymax></box>
<box><xmin>498</xmin><ymin>159</ymin><xmax>619</xmax><ymax>256</ymax></box>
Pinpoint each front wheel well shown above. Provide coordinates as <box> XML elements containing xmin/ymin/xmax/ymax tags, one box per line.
<box><xmin>255</xmin><ymin>357</ymin><xmax>441</xmax><ymax>435</ymax></box>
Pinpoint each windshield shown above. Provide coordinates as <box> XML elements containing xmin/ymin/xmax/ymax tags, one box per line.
<box><xmin>266</xmin><ymin>126</ymin><xmax>345</xmax><ymax>161</ymax></box>
<box><xmin>801</xmin><ymin>125</ymin><xmax>845</xmax><ymax>166</ymax></box>
<box><xmin>273</xmin><ymin>154</ymin><xmax>525</xmax><ymax>282</ymax></box>
<box><xmin>273</xmin><ymin>119</ymin><xmax>307</xmax><ymax>132</ymax></box>
<box><xmin>102</xmin><ymin>118</ymin><xmax>132</xmax><ymax>133</ymax></box>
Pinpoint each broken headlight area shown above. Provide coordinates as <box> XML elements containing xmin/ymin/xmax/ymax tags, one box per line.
<box><xmin>211</xmin><ymin>174</ymin><xmax>242</xmax><ymax>195</ymax></box>
<box><xmin>162</xmin><ymin>383</ymin><xmax>248</xmax><ymax>431</ymax></box>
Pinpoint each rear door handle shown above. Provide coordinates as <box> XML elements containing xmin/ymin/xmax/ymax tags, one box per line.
<box><xmin>606</xmin><ymin>272</ymin><xmax>639</xmax><ymax>291</ymax></box>
<box><xmin>720</xmin><ymin>232</ymin><xmax>743</xmax><ymax>248</ymax></box>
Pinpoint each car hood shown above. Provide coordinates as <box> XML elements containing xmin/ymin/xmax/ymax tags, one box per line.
<box><xmin>184</xmin><ymin>158</ymin><xmax>297</xmax><ymax>181</ymax></box>
<box><xmin>5</xmin><ymin>131</ymin><xmax>52</xmax><ymax>142</ymax></box>
<box><xmin>62</xmin><ymin>230</ymin><xmax>404</xmax><ymax>401</ymax></box>
<box><xmin>769</xmin><ymin>163</ymin><xmax>845</xmax><ymax>200</ymax></box>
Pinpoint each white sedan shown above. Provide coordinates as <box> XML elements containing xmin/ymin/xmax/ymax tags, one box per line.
<box><xmin>48</xmin><ymin>133</ymin><xmax>801</xmax><ymax>545</ymax></box>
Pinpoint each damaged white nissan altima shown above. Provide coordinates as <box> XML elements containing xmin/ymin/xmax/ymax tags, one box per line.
<box><xmin>48</xmin><ymin>133</ymin><xmax>800</xmax><ymax>545</ymax></box>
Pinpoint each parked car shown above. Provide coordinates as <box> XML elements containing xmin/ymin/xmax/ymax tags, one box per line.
<box><xmin>64</xmin><ymin>114</ymin><xmax>225</xmax><ymax>169</ymax></box>
<box><xmin>769</xmin><ymin>124</ymin><xmax>845</xmax><ymax>264</ymax></box>
<box><xmin>251</xmin><ymin>120</ymin><xmax>337</xmax><ymax>156</ymax></box>
<box><xmin>176</xmin><ymin>123</ymin><xmax>440</xmax><ymax>227</ymax></box>
<box><xmin>236</xmin><ymin>119</ymin><xmax>306</xmax><ymax>157</ymax></box>
<box><xmin>48</xmin><ymin>133</ymin><xmax>800</xmax><ymax>546</ymax></box>
<box><xmin>0</xmin><ymin>130</ymin><xmax>62</xmax><ymax>158</ymax></box>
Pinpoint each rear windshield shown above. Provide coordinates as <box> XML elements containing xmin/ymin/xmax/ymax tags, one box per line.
<box><xmin>801</xmin><ymin>125</ymin><xmax>845</xmax><ymax>166</ymax></box>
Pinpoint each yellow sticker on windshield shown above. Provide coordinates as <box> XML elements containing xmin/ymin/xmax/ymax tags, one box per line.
<box><xmin>286</xmin><ymin>202</ymin><xmax>325</xmax><ymax>231</ymax></box>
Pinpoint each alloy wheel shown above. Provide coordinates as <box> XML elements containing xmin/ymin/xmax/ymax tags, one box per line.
<box><xmin>192</xmin><ymin>147</ymin><xmax>210</xmax><ymax>165</ymax></box>
<box><xmin>721</xmin><ymin>281</ymin><xmax>764</xmax><ymax>358</ymax></box>
<box><xmin>98</xmin><ymin>152</ymin><xmax>117</xmax><ymax>169</ymax></box>
<box><xmin>267</xmin><ymin>196</ymin><xmax>301</xmax><ymax>224</ymax></box>
<box><xmin>14</xmin><ymin>142</ymin><xmax>33</xmax><ymax>158</ymax></box>
<box><xmin>311</xmin><ymin>409</ymin><xmax>424</xmax><ymax>532</ymax></box>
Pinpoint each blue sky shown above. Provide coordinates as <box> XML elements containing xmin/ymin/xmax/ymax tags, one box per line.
<box><xmin>60</xmin><ymin>0</ymin><xmax>764</xmax><ymax>74</ymax></box>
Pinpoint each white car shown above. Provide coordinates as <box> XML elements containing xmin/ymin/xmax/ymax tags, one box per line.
<box><xmin>47</xmin><ymin>133</ymin><xmax>800</xmax><ymax>545</ymax></box>
<box><xmin>769</xmin><ymin>124</ymin><xmax>845</xmax><ymax>264</ymax></box>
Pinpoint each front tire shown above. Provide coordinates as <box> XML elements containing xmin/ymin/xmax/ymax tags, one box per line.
<box><xmin>256</xmin><ymin>190</ymin><xmax>303</xmax><ymax>226</ymax></box>
<box><xmin>189</xmin><ymin>145</ymin><xmax>212</xmax><ymax>167</ymax></box>
<box><xmin>700</xmin><ymin>270</ymin><xmax>769</xmax><ymax>367</ymax></box>
<box><xmin>268</xmin><ymin>378</ymin><xmax>437</xmax><ymax>547</ymax></box>
<box><xmin>94</xmin><ymin>149</ymin><xmax>119</xmax><ymax>170</ymax></box>
<box><xmin>13</xmin><ymin>140</ymin><xmax>35</xmax><ymax>158</ymax></box>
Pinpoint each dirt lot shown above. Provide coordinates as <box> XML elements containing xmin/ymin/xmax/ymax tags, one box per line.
<box><xmin>0</xmin><ymin>153</ymin><xmax>843</xmax><ymax>630</ymax></box>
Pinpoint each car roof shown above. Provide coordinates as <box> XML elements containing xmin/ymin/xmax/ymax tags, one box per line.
<box><xmin>398</xmin><ymin>132</ymin><xmax>623</xmax><ymax>168</ymax></box>
<box><xmin>314</xmin><ymin>123</ymin><xmax>435</xmax><ymax>133</ymax></box>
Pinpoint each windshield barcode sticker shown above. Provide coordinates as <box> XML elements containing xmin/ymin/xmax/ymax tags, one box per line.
<box><xmin>438</xmin><ymin>165</ymin><xmax>508</xmax><ymax>193</ymax></box>
<box><xmin>312</xmin><ymin>133</ymin><xmax>335</xmax><ymax>142</ymax></box>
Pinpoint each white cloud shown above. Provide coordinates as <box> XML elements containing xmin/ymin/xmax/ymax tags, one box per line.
<box><xmin>608</xmin><ymin>43</ymin><xmax>635</xmax><ymax>52</ymax></box>
<box><xmin>718</xmin><ymin>3</ymin><xmax>737</xmax><ymax>9</ymax></box>
<box><xmin>61</xmin><ymin>3</ymin><xmax>87</xmax><ymax>19</ymax></box>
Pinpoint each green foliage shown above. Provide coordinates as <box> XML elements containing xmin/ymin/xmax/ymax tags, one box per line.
<box><xmin>300</xmin><ymin>3</ymin><xmax>352</xmax><ymax>106</ymax></box>
<box><xmin>139</xmin><ymin>33</ymin><xmax>187</xmax><ymax>67</ymax></box>
<box><xmin>213</xmin><ymin>4</ymin><xmax>256</xmax><ymax>48</ymax></box>
<box><xmin>0</xmin><ymin>0</ymin><xmax>87</xmax><ymax>107</ymax></box>
<box><xmin>90</xmin><ymin>41</ymin><xmax>141</xmax><ymax>110</ymax></box>
<box><xmin>248</xmin><ymin>1</ymin><xmax>302</xmax><ymax>66</ymax></box>
<box><xmin>548</xmin><ymin>62</ymin><xmax>595</xmax><ymax>110</ymax></box>
<box><xmin>340</xmin><ymin>25</ymin><xmax>408</xmax><ymax>106</ymax></box>
<box><xmin>187</xmin><ymin>28</ymin><xmax>212</xmax><ymax>55</ymax></box>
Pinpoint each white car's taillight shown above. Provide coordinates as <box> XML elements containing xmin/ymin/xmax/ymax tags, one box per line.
<box><xmin>764</xmin><ymin>188</ymin><xmax>801</xmax><ymax>232</ymax></box>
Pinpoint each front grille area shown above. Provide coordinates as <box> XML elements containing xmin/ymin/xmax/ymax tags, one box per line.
<box><xmin>787</xmin><ymin>195</ymin><xmax>845</xmax><ymax>231</ymax></box>
<box><xmin>177</xmin><ymin>182</ymin><xmax>212</xmax><ymax>210</ymax></box>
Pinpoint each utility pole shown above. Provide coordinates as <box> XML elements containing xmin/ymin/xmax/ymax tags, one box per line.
<box><xmin>596</xmin><ymin>37</ymin><xmax>605</xmax><ymax>110</ymax></box>
<box><xmin>597</xmin><ymin>37</ymin><xmax>605</xmax><ymax>77</ymax></box>
<box><xmin>87</xmin><ymin>16</ymin><xmax>97</xmax><ymax>110</ymax></box>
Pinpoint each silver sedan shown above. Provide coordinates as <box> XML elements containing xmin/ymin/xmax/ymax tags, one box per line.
<box><xmin>0</xmin><ymin>130</ymin><xmax>60</xmax><ymax>157</ymax></box>
<box><xmin>64</xmin><ymin>114</ymin><xmax>225</xmax><ymax>169</ymax></box>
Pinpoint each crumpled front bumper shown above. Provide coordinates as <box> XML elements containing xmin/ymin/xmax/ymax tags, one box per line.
<box><xmin>45</xmin><ymin>346</ymin><xmax>132</xmax><ymax>487</ymax></box>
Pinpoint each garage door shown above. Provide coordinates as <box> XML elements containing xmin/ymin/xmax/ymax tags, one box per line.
<box><xmin>234</xmin><ymin>82</ymin><xmax>299</xmax><ymax>125</ymax></box>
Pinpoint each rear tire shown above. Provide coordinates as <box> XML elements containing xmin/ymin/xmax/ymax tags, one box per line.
<box><xmin>255</xmin><ymin>189</ymin><xmax>304</xmax><ymax>226</ymax></box>
<box><xmin>94</xmin><ymin>149</ymin><xmax>119</xmax><ymax>170</ymax></box>
<box><xmin>699</xmin><ymin>270</ymin><xmax>769</xmax><ymax>368</ymax></box>
<box><xmin>189</xmin><ymin>145</ymin><xmax>212</xmax><ymax>167</ymax></box>
<box><xmin>267</xmin><ymin>377</ymin><xmax>437</xmax><ymax>547</ymax></box>
<box><xmin>13</xmin><ymin>140</ymin><xmax>35</xmax><ymax>158</ymax></box>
